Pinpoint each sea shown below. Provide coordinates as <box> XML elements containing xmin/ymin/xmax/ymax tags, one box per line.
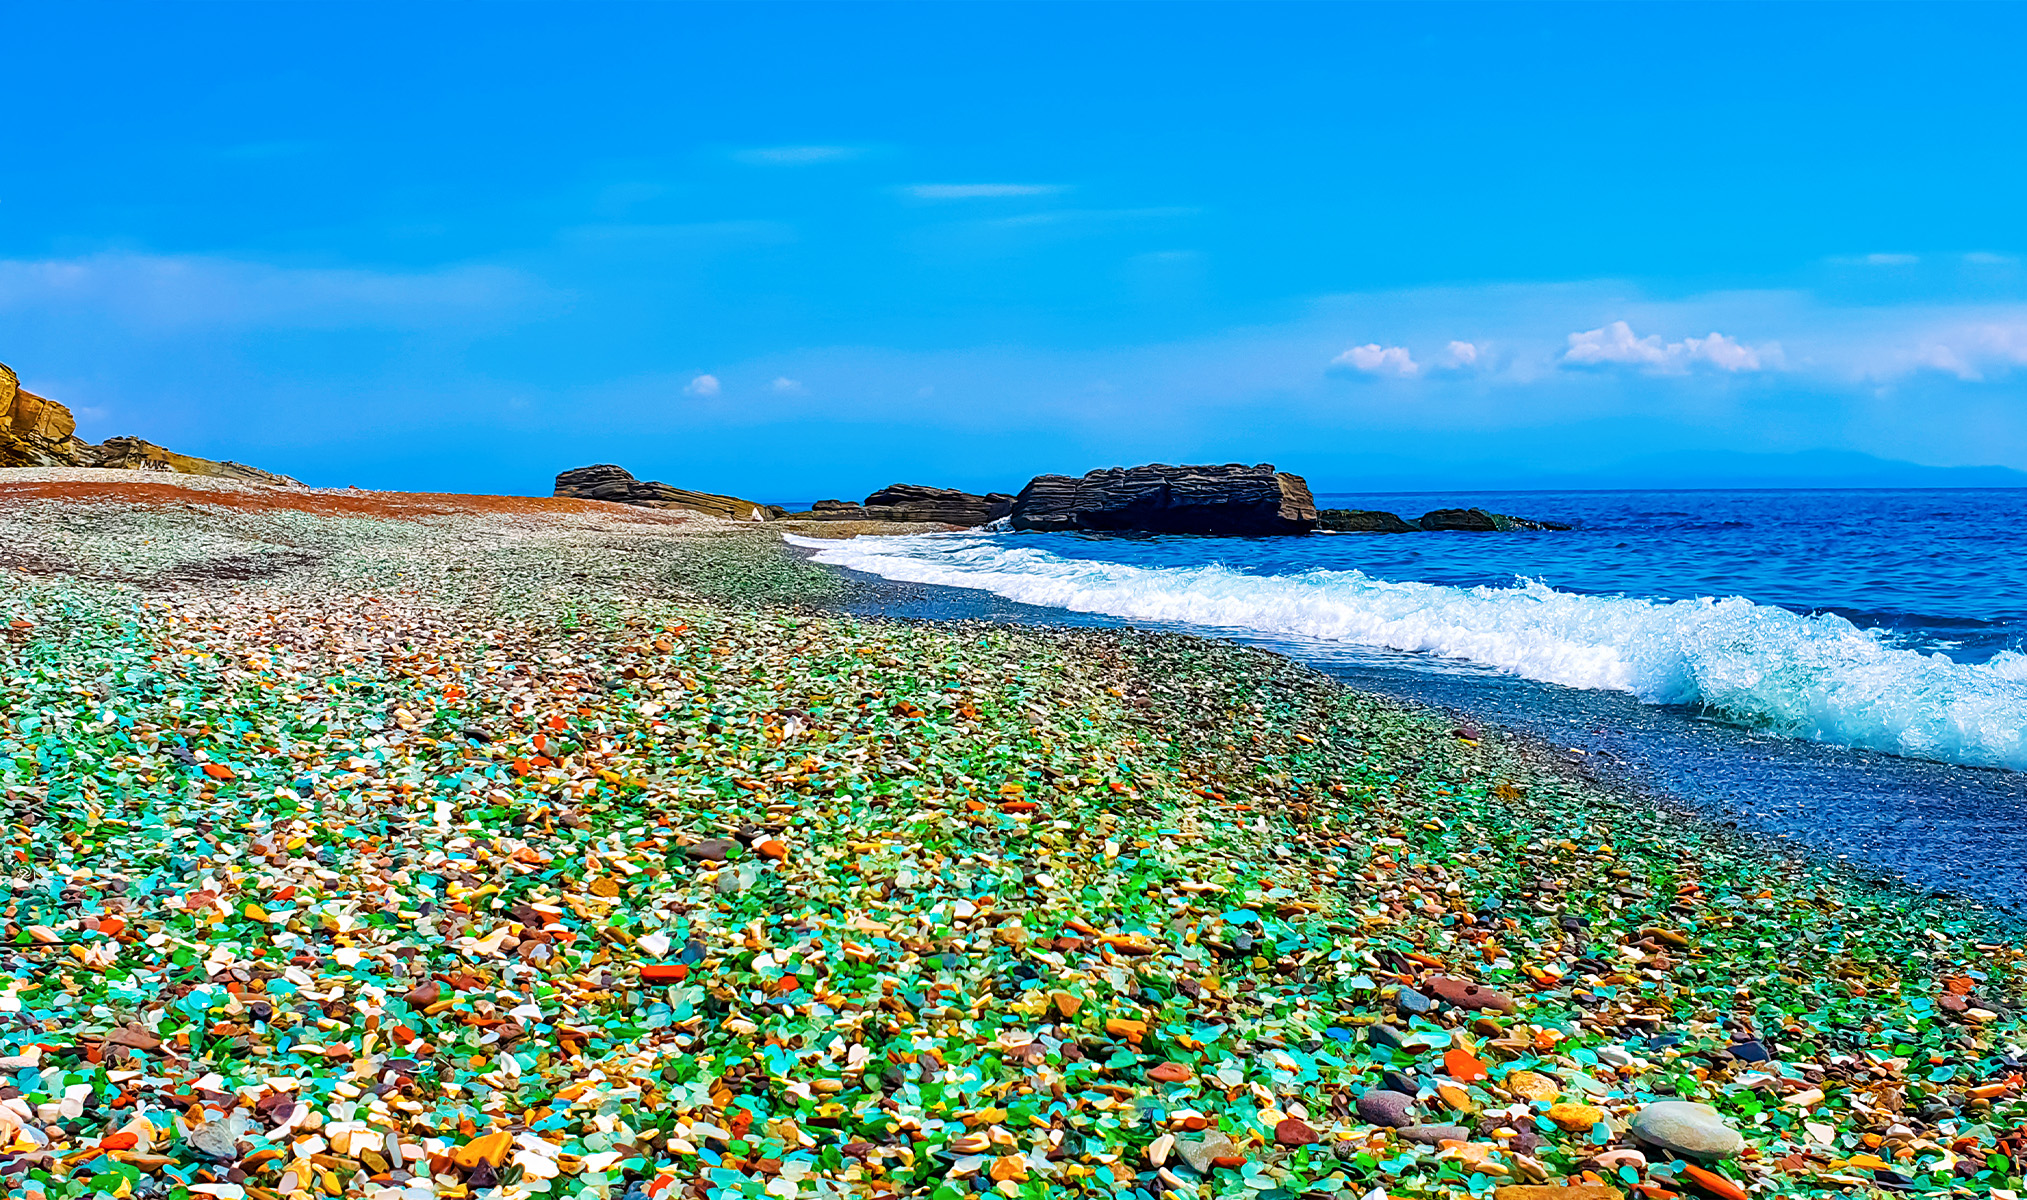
<box><xmin>784</xmin><ymin>489</ymin><xmax>2027</xmax><ymax>912</ymax></box>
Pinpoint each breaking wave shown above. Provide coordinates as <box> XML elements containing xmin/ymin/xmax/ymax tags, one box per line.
<box><xmin>787</xmin><ymin>531</ymin><xmax>2027</xmax><ymax>771</ymax></box>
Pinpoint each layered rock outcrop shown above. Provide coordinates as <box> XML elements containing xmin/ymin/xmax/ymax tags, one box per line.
<box><xmin>1</xmin><ymin>361</ymin><xmax>301</xmax><ymax>484</ymax></box>
<box><xmin>787</xmin><ymin>484</ymin><xmax>1013</xmax><ymax>526</ymax></box>
<box><xmin>554</xmin><ymin>464</ymin><xmax>779</xmax><ymax>521</ymax></box>
<box><xmin>1010</xmin><ymin>463</ymin><xmax>1318</xmax><ymax>535</ymax></box>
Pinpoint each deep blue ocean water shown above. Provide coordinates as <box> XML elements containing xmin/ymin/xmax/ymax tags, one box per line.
<box><xmin>789</xmin><ymin>489</ymin><xmax>2027</xmax><ymax>908</ymax></box>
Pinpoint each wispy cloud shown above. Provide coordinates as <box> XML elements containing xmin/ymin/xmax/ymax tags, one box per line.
<box><xmin>982</xmin><ymin>206</ymin><xmax>1198</xmax><ymax>230</ymax></box>
<box><xmin>771</xmin><ymin>377</ymin><xmax>805</xmax><ymax>395</ymax></box>
<box><xmin>902</xmin><ymin>184</ymin><xmax>1066</xmax><ymax>200</ymax></box>
<box><xmin>1561</xmin><ymin>321</ymin><xmax>1774</xmax><ymax>373</ymax></box>
<box><xmin>684</xmin><ymin>374</ymin><xmax>722</xmax><ymax>397</ymax></box>
<box><xmin>731</xmin><ymin>145</ymin><xmax>862</xmax><ymax>166</ymax></box>
<box><xmin>0</xmin><ymin>252</ymin><xmax>555</xmax><ymax>332</ymax></box>
<box><xmin>557</xmin><ymin>220</ymin><xmax>796</xmax><ymax>248</ymax></box>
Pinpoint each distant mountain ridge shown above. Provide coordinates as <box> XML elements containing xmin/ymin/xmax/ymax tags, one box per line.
<box><xmin>1310</xmin><ymin>449</ymin><xmax>2027</xmax><ymax>493</ymax></box>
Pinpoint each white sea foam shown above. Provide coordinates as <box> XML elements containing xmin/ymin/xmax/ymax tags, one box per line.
<box><xmin>786</xmin><ymin>531</ymin><xmax>2027</xmax><ymax>771</ymax></box>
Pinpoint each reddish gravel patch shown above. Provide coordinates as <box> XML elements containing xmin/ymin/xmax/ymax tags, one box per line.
<box><xmin>0</xmin><ymin>478</ymin><xmax>693</xmax><ymax>523</ymax></box>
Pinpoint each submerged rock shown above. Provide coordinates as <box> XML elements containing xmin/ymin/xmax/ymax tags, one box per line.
<box><xmin>1011</xmin><ymin>462</ymin><xmax>1318</xmax><ymax>535</ymax></box>
<box><xmin>1318</xmin><ymin>508</ymin><xmax>1419</xmax><ymax>533</ymax></box>
<box><xmin>1419</xmin><ymin>507</ymin><xmax>1572</xmax><ymax>532</ymax></box>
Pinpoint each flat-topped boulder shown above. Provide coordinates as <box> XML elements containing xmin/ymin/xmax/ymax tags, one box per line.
<box><xmin>865</xmin><ymin>483</ymin><xmax>1013</xmax><ymax>525</ymax></box>
<box><xmin>787</xmin><ymin>483</ymin><xmax>1013</xmax><ymax>526</ymax></box>
<box><xmin>1011</xmin><ymin>463</ymin><xmax>1318</xmax><ymax>535</ymax></box>
<box><xmin>554</xmin><ymin>464</ymin><xmax>776</xmax><ymax>521</ymax></box>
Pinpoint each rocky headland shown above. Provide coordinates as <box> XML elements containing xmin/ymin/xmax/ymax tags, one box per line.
<box><xmin>0</xmin><ymin>361</ymin><xmax>301</xmax><ymax>485</ymax></box>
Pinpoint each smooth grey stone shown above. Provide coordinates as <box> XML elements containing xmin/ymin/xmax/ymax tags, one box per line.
<box><xmin>1356</xmin><ymin>1088</ymin><xmax>1416</xmax><ymax>1128</ymax></box>
<box><xmin>1629</xmin><ymin>1101</ymin><xmax>1745</xmax><ymax>1160</ymax></box>
<box><xmin>1177</xmin><ymin>1131</ymin><xmax>1236</xmax><ymax>1173</ymax></box>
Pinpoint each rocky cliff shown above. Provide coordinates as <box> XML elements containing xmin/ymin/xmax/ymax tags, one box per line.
<box><xmin>1011</xmin><ymin>463</ymin><xmax>1318</xmax><ymax>535</ymax></box>
<box><xmin>554</xmin><ymin>464</ymin><xmax>779</xmax><ymax>521</ymax></box>
<box><xmin>1</xmin><ymin>361</ymin><xmax>301</xmax><ymax>484</ymax></box>
<box><xmin>787</xmin><ymin>483</ymin><xmax>1013</xmax><ymax>526</ymax></box>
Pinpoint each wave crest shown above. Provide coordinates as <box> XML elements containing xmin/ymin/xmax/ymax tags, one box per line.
<box><xmin>787</xmin><ymin>531</ymin><xmax>2027</xmax><ymax>771</ymax></box>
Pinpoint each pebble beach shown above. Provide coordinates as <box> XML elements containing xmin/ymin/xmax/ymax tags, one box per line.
<box><xmin>1</xmin><ymin>470</ymin><xmax>2023</xmax><ymax>1200</ymax></box>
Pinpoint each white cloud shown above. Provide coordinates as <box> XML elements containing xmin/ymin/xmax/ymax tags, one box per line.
<box><xmin>770</xmin><ymin>377</ymin><xmax>805</xmax><ymax>394</ymax></box>
<box><xmin>684</xmin><ymin>374</ymin><xmax>721</xmax><ymax>397</ymax></box>
<box><xmin>1330</xmin><ymin>343</ymin><xmax>1420</xmax><ymax>377</ymax></box>
<box><xmin>1443</xmin><ymin>340</ymin><xmax>1480</xmax><ymax>368</ymax></box>
<box><xmin>732</xmin><ymin>145</ymin><xmax>861</xmax><ymax>166</ymax></box>
<box><xmin>1561</xmin><ymin>321</ymin><xmax>1772</xmax><ymax>373</ymax></box>
<box><xmin>1909</xmin><ymin>322</ymin><xmax>2027</xmax><ymax>382</ymax></box>
<box><xmin>1866</xmin><ymin>253</ymin><xmax>1920</xmax><ymax>266</ymax></box>
<box><xmin>903</xmin><ymin>184</ymin><xmax>1065</xmax><ymax>200</ymax></box>
<box><xmin>1965</xmin><ymin>251</ymin><xmax>2020</xmax><ymax>266</ymax></box>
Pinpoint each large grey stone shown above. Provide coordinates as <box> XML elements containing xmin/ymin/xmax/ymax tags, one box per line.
<box><xmin>1628</xmin><ymin>1101</ymin><xmax>1745</xmax><ymax>1160</ymax></box>
<box><xmin>1176</xmin><ymin>1131</ymin><xmax>1236</xmax><ymax>1173</ymax></box>
<box><xmin>185</xmin><ymin>1120</ymin><xmax>242</xmax><ymax>1161</ymax></box>
<box><xmin>1356</xmin><ymin>1088</ymin><xmax>1417</xmax><ymax>1128</ymax></box>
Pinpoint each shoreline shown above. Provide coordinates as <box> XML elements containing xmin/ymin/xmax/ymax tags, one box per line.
<box><xmin>795</xmin><ymin>544</ymin><xmax>2027</xmax><ymax>920</ymax></box>
<box><xmin>1</xmin><ymin>471</ymin><xmax>2023</xmax><ymax>1200</ymax></box>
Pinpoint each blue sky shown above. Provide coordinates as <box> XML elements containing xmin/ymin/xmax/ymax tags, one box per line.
<box><xmin>3</xmin><ymin>2</ymin><xmax>2025</xmax><ymax>496</ymax></box>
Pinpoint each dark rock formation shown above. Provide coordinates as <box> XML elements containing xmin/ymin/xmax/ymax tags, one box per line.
<box><xmin>1</xmin><ymin>360</ymin><xmax>300</xmax><ymax>484</ymax></box>
<box><xmin>1319</xmin><ymin>508</ymin><xmax>1418</xmax><ymax>533</ymax></box>
<box><xmin>786</xmin><ymin>484</ymin><xmax>1013</xmax><ymax>526</ymax></box>
<box><xmin>553</xmin><ymin>464</ymin><xmax>777</xmax><ymax>521</ymax></box>
<box><xmin>864</xmin><ymin>483</ymin><xmax>1014</xmax><ymax>525</ymax></box>
<box><xmin>1010</xmin><ymin>463</ymin><xmax>1318</xmax><ymax>535</ymax></box>
<box><xmin>1419</xmin><ymin>507</ymin><xmax>1572</xmax><ymax>532</ymax></box>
